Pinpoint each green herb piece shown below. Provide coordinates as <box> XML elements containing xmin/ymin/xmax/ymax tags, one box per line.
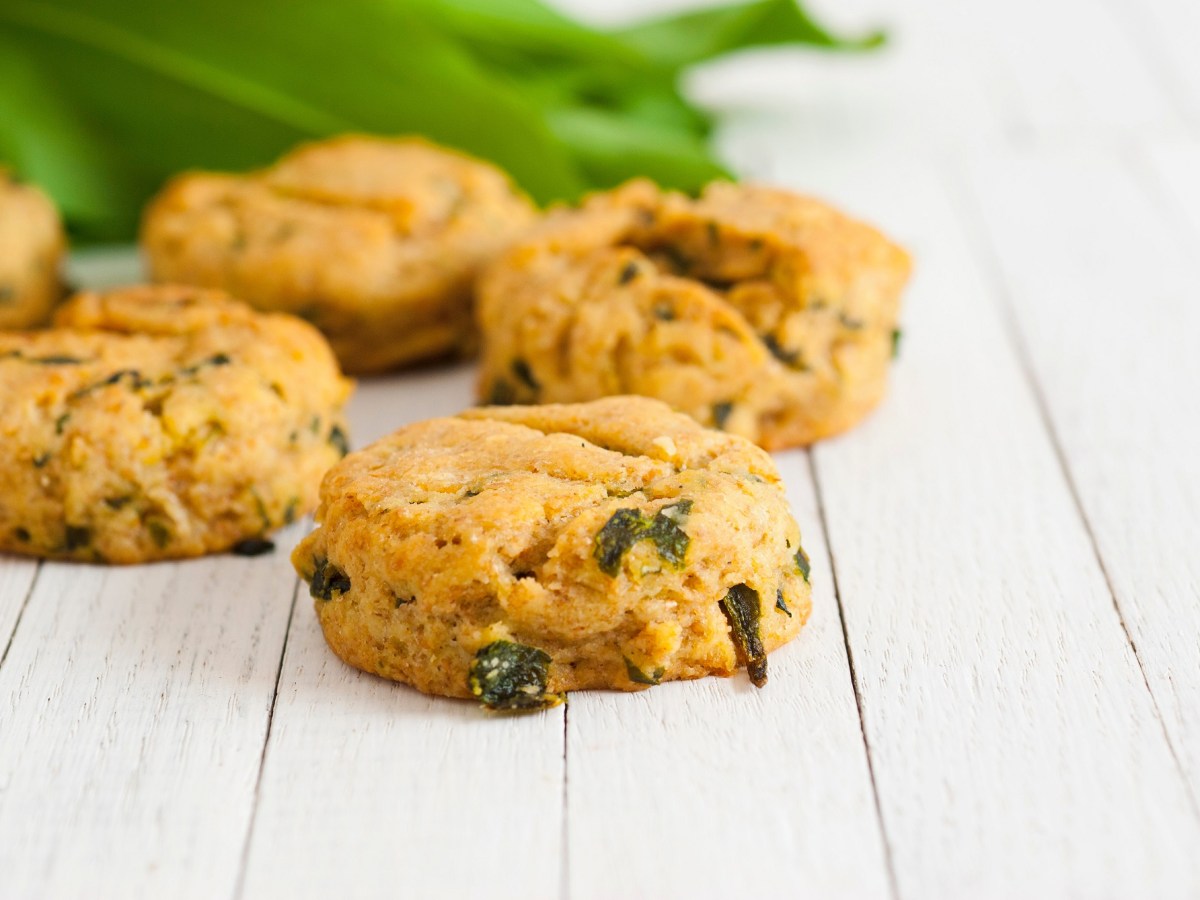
<box><xmin>308</xmin><ymin>556</ymin><xmax>351</xmax><ymax>600</ymax></box>
<box><xmin>794</xmin><ymin>547</ymin><xmax>811</xmax><ymax>583</ymax></box>
<box><xmin>54</xmin><ymin>412</ymin><xmax>70</xmax><ymax>435</ymax></box>
<box><xmin>13</xmin><ymin>526</ymin><xmax>31</xmax><ymax>542</ymax></box>
<box><xmin>838</xmin><ymin>312</ymin><xmax>864</xmax><ymax>330</ymax></box>
<box><xmin>775</xmin><ymin>588</ymin><xmax>792</xmax><ymax>617</ymax></box>
<box><xmin>468</xmin><ymin>640</ymin><xmax>563</xmax><ymax>711</ymax></box>
<box><xmin>146</xmin><ymin>520</ymin><xmax>171</xmax><ymax>549</ymax></box>
<box><xmin>283</xmin><ymin>496</ymin><xmax>299</xmax><ymax>525</ymax></box>
<box><xmin>762</xmin><ymin>333</ymin><xmax>806</xmax><ymax>369</ymax></box>
<box><xmin>644</xmin><ymin>499</ymin><xmax>693</xmax><ymax>568</ymax></box>
<box><xmin>180</xmin><ymin>352</ymin><xmax>232</xmax><ymax>375</ymax></box>
<box><xmin>309</xmin><ymin>415</ymin><xmax>321</xmax><ymax>435</ymax></box>
<box><xmin>593</xmin><ymin>499</ymin><xmax>692</xmax><ymax>576</ymax></box>
<box><xmin>487</xmin><ymin>378</ymin><xmax>516</xmax><ymax>406</ymax></box>
<box><xmin>712</xmin><ymin>401</ymin><xmax>733</xmax><ymax>429</ymax></box>
<box><xmin>328</xmin><ymin>424</ymin><xmax>349</xmax><ymax>457</ymax></box>
<box><xmin>71</xmin><ymin>369</ymin><xmax>148</xmax><ymax>398</ymax></box>
<box><xmin>891</xmin><ymin>327</ymin><xmax>903</xmax><ymax>359</ymax></box>
<box><xmin>652</xmin><ymin>302</ymin><xmax>675</xmax><ymax>321</ymax></box>
<box><xmin>28</xmin><ymin>354</ymin><xmax>83</xmax><ymax>365</ymax></box>
<box><xmin>232</xmin><ymin>537</ymin><xmax>275</xmax><ymax>556</ymax></box>
<box><xmin>618</xmin><ymin>261</ymin><xmax>640</xmax><ymax>285</ymax></box>
<box><xmin>656</xmin><ymin>244</ymin><xmax>692</xmax><ymax>275</ymax></box>
<box><xmin>719</xmin><ymin>583</ymin><xmax>767</xmax><ymax>687</ymax></box>
<box><xmin>64</xmin><ymin>524</ymin><xmax>91</xmax><ymax>552</ymax></box>
<box><xmin>32</xmin><ymin>452</ymin><xmax>50</xmax><ymax>468</ymax></box>
<box><xmin>706</xmin><ymin>220</ymin><xmax>720</xmax><ymax>244</ymax></box>
<box><xmin>104</xmin><ymin>495</ymin><xmax>132</xmax><ymax>510</ymax></box>
<box><xmin>624</xmin><ymin>657</ymin><xmax>665</xmax><ymax>685</ymax></box>
<box><xmin>0</xmin><ymin>285</ymin><xmax>14</xmax><ymax>304</ymax></box>
<box><xmin>511</xmin><ymin>357</ymin><xmax>539</xmax><ymax>392</ymax></box>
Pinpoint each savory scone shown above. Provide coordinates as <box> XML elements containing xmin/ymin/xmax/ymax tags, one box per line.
<box><xmin>0</xmin><ymin>285</ymin><xmax>353</xmax><ymax>563</ymax></box>
<box><xmin>0</xmin><ymin>169</ymin><xmax>65</xmax><ymax>330</ymax></box>
<box><xmin>476</xmin><ymin>179</ymin><xmax>910</xmax><ymax>449</ymax></box>
<box><xmin>293</xmin><ymin>396</ymin><xmax>812</xmax><ymax>710</ymax></box>
<box><xmin>141</xmin><ymin>135</ymin><xmax>537</xmax><ymax>373</ymax></box>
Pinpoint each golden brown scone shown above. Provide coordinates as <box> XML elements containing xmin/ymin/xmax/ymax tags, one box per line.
<box><xmin>476</xmin><ymin>180</ymin><xmax>910</xmax><ymax>449</ymax></box>
<box><xmin>141</xmin><ymin>135</ymin><xmax>537</xmax><ymax>373</ymax></box>
<box><xmin>0</xmin><ymin>169</ymin><xmax>65</xmax><ymax>330</ymax></box>
<box><xmin>0</xmin><ymin>285</ymin><xmax>353</xmax><ymax>563</ymax></box>
<box><xmin>292</xmin><ymin>396</ymin><xmax>812</xmax><ymax>710</ymax></box>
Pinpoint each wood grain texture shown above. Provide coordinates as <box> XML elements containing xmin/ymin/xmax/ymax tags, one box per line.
<box><xmin>565</xmin><ymin>452</ymin><xmax>893</xmax><ymax>900</ymax></box>
<box><xmin>0</xmin><ymin>528</ymin><xmax>304</xmax><ymax>899</ymax></box>
<box><xmin>0</xmin><ymin>560</ymin><xmax>39</xmax><ymax>664</ymax></box>
<box><xmin>748</xmin><ymin>150</ymin><xmax>1200</xmax><ymax>898</ymax></box>
<box><xmin>965</xmin><ymin>144</ymin><xmax>1200</xmax><ymax>803</ymax></box>
<box><xmin>238</xmin><ymin>365</ymin><xmax>568</xmax><ymax>900</ymax></box>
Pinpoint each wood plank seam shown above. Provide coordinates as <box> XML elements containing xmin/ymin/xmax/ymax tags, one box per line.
<box><xmin>0</xmin><ymin>561</ymin><xmax>40</xmax><ymax>672</ymax></box>
<box><xmin>233</xmin><ymin>575</ymin><xmax>303</xmax><ymax>900</ymax></box>
<box><xmin>560</xmin><ymin>706</ymin><xmax>570</xmax><ymax>900</ymax></box>
<box><xmin>806</xmin><ymin>450</ymin><xmax>901</xmax><ymax>900</ymax></box>
<box><xmin>941</xmin><ymin>161</ymin><xmax>1200</xmax><ymax>825</ymax></box>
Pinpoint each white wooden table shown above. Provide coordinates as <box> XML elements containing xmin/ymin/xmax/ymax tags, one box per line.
<box><xmin>4</xmin><ymin>0</ymin><xmax>1200</xmax><ymax>897</ymax></box>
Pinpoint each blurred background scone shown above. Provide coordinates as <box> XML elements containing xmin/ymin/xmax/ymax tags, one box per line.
<box><xmin>477</xmin><ymin>179</ymin><xmax>910</xmax><ymax>449</ymax></box>
<box><xmin>0</xmin><ymin>169</ymin><xmax>65</xmax><ymax>330</ymax></box>
<box><xmin>141</xmin><ymin>135</ymin><xmax>537</xmax><ymax>374</ymax></box>
<box><xmin>0</xmin><ymin>285</ymin><xmax>352</xmax><ymax>563</ymax></box>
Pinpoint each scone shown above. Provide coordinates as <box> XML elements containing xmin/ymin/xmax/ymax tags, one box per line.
<box><xmin>476</xmin><ymin>180</ymin><xmax>910</xmax><ymax>449</ymax></box>
<box><xmin>141</xmin><ymin>135</ymin><xmax>537</xmax><ymax>373</ymax></box>
<box><xmin>0</xmin><ymin>285</ymin><xmax>353</xmax><ymax>563</ymax></box>
<box><xmin>0</xmin><ymin>169</ymin><xmax>65</xmax><ymax>330</ymax></box>
<box><xmin>293</xmin><ymin>396</ymin><xmax>812</xmax><ymax>710</ymax></box>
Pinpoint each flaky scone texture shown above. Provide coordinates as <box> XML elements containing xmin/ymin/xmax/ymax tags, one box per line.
<box><xmin>142</xmin><ymin>135</ymin><xmax>537</xmax><ymax>373</ymax></box>
<box><xmin>477</xmin><ymin>179</ymin><xmax>910</xmax><ymax>449</ymax></box>
<box><xmin>0</xmin><ymin>170</ymin><xmax>65</xmax><ymax>330</ymax></box>
<box><xmin>0</xmin><ymin>285</ymin><xmax>353</xmax><ymax>563</ymax></box>
<box><xmin>293</xmin><ymin>396</ymin><xmax>812</xmax><ymax>709</ymax></box>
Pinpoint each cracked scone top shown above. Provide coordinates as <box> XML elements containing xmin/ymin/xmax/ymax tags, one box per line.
<box><xmin>141</xmin><ymin>135</ymin><xmax>537</xmax><ymax>373</ymax></box>
<box><xmin>0</xmin><ymin>285</ymin><xmax>353</xmax><ymax>563</ymax></box>
<box><xmin>293</xmin><ymin>396</ymin><xmax>812</xmax><ymax>710</ymax></box>
<box><xmin>0</xmin><ymin>169</ymin><xmax>65</xmax><ymax>330</ymax></box>
<box><xmin>477</xmin><ymin>179</ymin><xmax>911</xmax><ymax>449</ymax></box>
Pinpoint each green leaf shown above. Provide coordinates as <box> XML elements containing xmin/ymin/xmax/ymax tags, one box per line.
<box><xmin>0</xmin><ymin>0</ymin><xmax>877</xmax><ymax>241</ymax></box>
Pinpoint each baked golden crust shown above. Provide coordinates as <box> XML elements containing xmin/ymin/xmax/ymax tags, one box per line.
<box><xmin>0</xmin><ymin>285</ymin><xmax>352</xmax><ymax>563</ymax></box>
<box><xmin>141</xmin><ymin>135</ymin><xmax>537</xmax><ymax>373</ymax></box>
<box><xmin>292</xmin><ymin>396</ymin><xmax>812</xmax><ymax>708</ymax></box>
<box><xmin>476</xmin><ymin>179</ymin><xmax>911</xmax><ymax>449</ymax></box>
<box><xmin>0</xmin><ymin>170</ymin><xmax>65</xmax><ymax>330</ymax></box>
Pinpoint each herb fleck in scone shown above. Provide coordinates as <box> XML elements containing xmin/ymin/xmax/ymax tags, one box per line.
<box><xmin>477</xmin><ymin>180</ymin><xmax>910</xmax><ymax>449</ymax></box>
<box><xmin>0</xmin><ymin>285</ymin><xmax>353</xmax><ymax>563</ymax></box>
<box><xmin>141</xmin><ymin>135</ymin><xmax>537</xmax><ymax>373</ymax></box>
<box><xmin>293</xmin><ymin>397</ymin><xmax>812</xmax><ymax>710</ymax></box>
<box><xmin>0</xmin><ymin>169</ymin><xmax>65</xmax><ymax>330</ymax></box>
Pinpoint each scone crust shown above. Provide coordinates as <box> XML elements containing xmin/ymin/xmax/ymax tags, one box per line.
<box><xmin>141</xmin><ymin>135</ymin><xmax>537</xmax><ymax>373</ymax></box>
<box><xmin>0</xmin><ymin>285</ymin><xmax>353</xmax><ymax>563</ymax></box>
<box><xmin>0</xmin><ymin>170</ymin><xmax>65</xmax><ymax>330</ymax></box>
<box><xmin>292</xmin><ymin>396</ymin><xmax>812</xmax><ymax>702</ymax></box>
<box><xmin>476</xmin><ymin>179</ymin><xmax>911</xmax><ymax>449</ymax></box>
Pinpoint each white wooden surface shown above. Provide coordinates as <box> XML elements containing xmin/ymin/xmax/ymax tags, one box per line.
<box><xmin>3</xmin><ymin>1</ymin><xmax>1200</xmax><ymax>897</ymax></box>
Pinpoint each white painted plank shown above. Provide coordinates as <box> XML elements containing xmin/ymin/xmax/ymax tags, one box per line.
<box><xmin>0</xmin><ymin>560</ymin><xmax>38</xmax><ymax>662</ymax></box>
<box><xmin>1105</xmin><ymin>0</ymin><xmax>1200</xmax><ymax>125</ymax></box>
<box><xmin>240</xmin><ymin>367</ymin><xmax>567</xmax><ymax>900</ymax></box>
<box><xmin>566</xmin><ymin>454</ymin><xmax>892</xmax><ymax>900</ymax></box>
<box><xmin>966</xmin><ymin>144</ymin><xmax>1200</xmax><ymax>801</ymax></box>
<box><xmin>0</xmin><ymin>526</ymin><xmax>303</xmax><ymax>899</ymax></box>
<box><xmin>753</xmin><ymin>152</ymin><xmax>1200</xmax><ymax>897</ymax></box>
